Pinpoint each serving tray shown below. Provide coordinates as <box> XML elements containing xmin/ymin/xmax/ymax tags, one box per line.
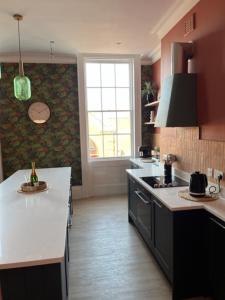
<box><xmin>18</xmin><ymin>181</ymin><xmax>48</xmax><ymax>193</ymax></box>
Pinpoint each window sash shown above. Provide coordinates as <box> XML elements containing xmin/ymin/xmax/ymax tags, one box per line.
<box><xmin>84</xmin><ymin>60</ymin><xmax>134</xmax><ymax>160</ymax></box>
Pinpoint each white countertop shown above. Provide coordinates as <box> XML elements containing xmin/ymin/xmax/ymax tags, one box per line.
<box><xmin>0</xmin><ymin>167</ymin><xmax>71</xmax><ymax>270</ymax></box>
<box><xmin>127</xmin><ymin>158</ymin><xmax>225</xmax><ymax>222</ymax></box>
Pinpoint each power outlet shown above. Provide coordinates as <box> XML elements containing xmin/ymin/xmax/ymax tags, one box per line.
<box><xmin>214</xmin><ymin>169</ymin><xmax>223</xmax><ymax>181</ymax></box>
<box><xmin>207</xmin><ymin>168</ymin><xmax>213</xmax><ymax>178</ymax></box>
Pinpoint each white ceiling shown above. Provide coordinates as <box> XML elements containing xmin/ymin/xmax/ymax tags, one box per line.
<box><xmin>0</xmin><ymin>0</ymin><xmax>199</xmax><ymax>61</ymax></box>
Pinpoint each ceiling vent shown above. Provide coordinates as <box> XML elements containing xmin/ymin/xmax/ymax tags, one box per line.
<box><xmin>184</xmin><ymin>14</ymin><xmax>195</xmax><ymax>36</ymax></box>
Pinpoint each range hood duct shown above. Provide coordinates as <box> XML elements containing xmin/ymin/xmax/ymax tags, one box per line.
<box><xmin>155</xmin><ymin>42</ymin><xmax>197</xmax><ymax>128</ymax></box>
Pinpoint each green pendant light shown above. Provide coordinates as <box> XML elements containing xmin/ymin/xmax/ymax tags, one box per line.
<box><xmin>13</xmin><ymin>14</ymin><xmax>31</xmax><ymax>101</ymax></box>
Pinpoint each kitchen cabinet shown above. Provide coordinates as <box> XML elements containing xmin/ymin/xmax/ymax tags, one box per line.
<box><xmin>128</xmin><ymin>177</ymin><xmax>138</xmax><ymax>223</ymax></box>
<box><xmin>136</xmin><ymin>185</ymin><xmax>153</xmax><ymax>246</ymax></box>
<box><xmin>0</xmin><ymin>232</ymin><xmax>69</xmax><ymax>300</ymax></box>
<box><xmin>153</xmin><ymin>197</ymin><xmax>172</xmax><ymax>280</ymax></box>
<box><xmin>209</xmin><ymin>215</ymin><xmax>225</xmax><ymax>300</ymax></box>
<box><xmin>128</xmin><ymin>177</ymin><xmax>153</xmax><ymax>245</ymax></box>
<box><xmin>128</xmin><ymin>175</ymin><xmax>172</xmax><ymax>279</ymax></box>
<box><xmin>128</xmin><ymin>175</ymin><xmax>209</xmax><ymax>300</ymax></box>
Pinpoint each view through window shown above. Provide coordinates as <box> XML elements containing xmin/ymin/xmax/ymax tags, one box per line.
<box><xmin>85</xmin><ymin>60</ymin><xmax>133</xmax><ymax>159</ymax></box>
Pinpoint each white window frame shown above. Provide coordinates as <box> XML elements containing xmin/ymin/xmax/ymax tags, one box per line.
<box><xmin>77</xmin><ymin>54</ymin><xmax>141</xmax><ymax>197</ymax></box>
<box><xmin>84</xmin><ymin>57</ymin><xmax>135</xmax><ymax>161</ymax></box>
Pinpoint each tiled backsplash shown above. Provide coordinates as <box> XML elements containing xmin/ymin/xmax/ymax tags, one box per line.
<box><xmin>152</xmin><ymin>127</ymin><xmax>225</xmax><ymax>186</ymax></box>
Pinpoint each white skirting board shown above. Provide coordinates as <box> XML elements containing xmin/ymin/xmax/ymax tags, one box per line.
<box><xmin>72</xmin><ymin>183</ymin><xmax>128</xmax><ymax>199</ymax></box>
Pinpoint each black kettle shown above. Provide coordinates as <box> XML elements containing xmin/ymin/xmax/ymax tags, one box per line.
<box><xmin>189</xmin><ymin>171</ymin><xmax>208</xmax><ymax>197</ymax></box>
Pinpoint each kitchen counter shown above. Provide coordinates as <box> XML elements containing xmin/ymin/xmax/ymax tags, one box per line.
<box><xmin>127</xmin><ymin>158</ymin><xmax>225</xmax><ymax>222</ymax></box>
<box><xmin>0</xmin><ymin>167</ymin><xmax>71</xmax><ymax>270</ymax></box>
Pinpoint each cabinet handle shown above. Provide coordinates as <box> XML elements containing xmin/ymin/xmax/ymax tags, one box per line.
<box><xmin>135</xmin><ymin>190</ymin><xmax>150</xmax><ymax>205</ymax></box>
<box><xmin>153</xmin><ymin>199</ymin><xmax>162</xmax><ymax>208</ymax></box>
<box><xmin>210</xmin><ymin>217</ymin><xmax>225</xmax><ymax>230</ymax></box>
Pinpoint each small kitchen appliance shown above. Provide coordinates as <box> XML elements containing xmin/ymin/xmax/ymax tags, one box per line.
<box><xmin>163</xmin><ymin>154</ymin><xmax>176</xmax><ymax>183</ymax></box>
<box><xmin>138</xmin><ymin>145</ymin><xmax>151</xmax><ymax>158</ymax></box>
<box><xmin>189</xmin><ymin>171</ymin><xmax>208</xmax><ymax>197</ymax></box>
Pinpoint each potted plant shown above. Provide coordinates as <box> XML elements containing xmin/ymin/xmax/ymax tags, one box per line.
<box><xmin>141</xmin><ymin>81</ymin><xmax>157</xmax><ymax>103</ymax></box>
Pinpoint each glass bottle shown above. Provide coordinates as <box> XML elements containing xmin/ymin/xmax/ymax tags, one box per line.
<box><xmin>30</xmin><ymin>161</ymin><xmax>39</xmax><ymax>186</ymax></box>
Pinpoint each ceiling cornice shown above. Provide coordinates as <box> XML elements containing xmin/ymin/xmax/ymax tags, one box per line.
<box><xmin>150</xmin><ymin>0</ymin><xmax>200</xmax><ymax>39</ymax></box>
<box><xmin>148</xmin><ymin>44</ymin><xmax>161</xmax><ymax>65</ymax></box>
<box><xmin>0</xmin><ymin>53</ymin><xmax>77</xmax><ymax>64</ymax></box>
<box><xmin>148</xmin><ymin>0</ymin><xmax>200</xmax><ymax>64</ymax></box>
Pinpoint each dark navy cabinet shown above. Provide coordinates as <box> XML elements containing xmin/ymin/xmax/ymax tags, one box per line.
<box><xmin>128</xmin><ymin>175</ymin><xmax>210</xmax><ymax>300</ymax></box>
<box><xmin>136</xmin><ymin>185</ymin><xmax>153</xmax><ymax>246</ymax></box>
<box><xmin>209</xmin><ymin>215</ymin><xmax>225</xmax><ymax>300</ymax></box>
<box><xmin>128</xmin><ymin>177</ymin><xmax>138</xmax><ymax>223</ymax></box>
<box><xmin>0</xmin><ymin>233</ymin><xmax>70</xmax><ymax>300</ymax></box>
<box><xmin>153</xmin><ymin>197</ymin><xmax>173</xmax><ymax>281</ymax></box>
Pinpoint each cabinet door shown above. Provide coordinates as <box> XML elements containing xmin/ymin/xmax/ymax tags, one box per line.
<box><xmin>209</xmin><ymin>216</ymin><xmax>225</xmax><ymax>300</ymax></box>
<box><xmin>136</xmin><ymin>187</ymin><xmax>152</xmax><ymax>245</ymax></box>
<box><xmin>128</xmin><ymin>176</ymin><xmax>137</xmax><ymax>222</ymax></box>
<box><xmin>153</xmin><ymin>197</ymin><xmax>172</xmax><ymax>280</ymax></box>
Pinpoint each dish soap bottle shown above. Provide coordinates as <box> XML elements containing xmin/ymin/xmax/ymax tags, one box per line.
<box><xmin>30</xmin><ymin>161</ymin><xmax>39</xmax><ymax>186</ymax></box>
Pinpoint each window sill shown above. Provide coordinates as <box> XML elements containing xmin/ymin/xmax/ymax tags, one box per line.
<box><xmin>88</xmin><ymin>157</ymin><xmax>131</xmax><ymax>167</ymax></box>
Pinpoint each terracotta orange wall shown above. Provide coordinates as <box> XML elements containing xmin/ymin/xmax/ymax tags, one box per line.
<box><xmin>151</xmin><ymin>59</ymin><xmax>161</xmax><ymax>91</ymax></box>
<box><xmin>151</xmin><ymin>0</ymin><xmax>225</xmax><ymax>179</ymax></box>
<box><xmin>161</xmin><ymin>0</ymin><xmax>225</xmax><ymax>141</ymax></box>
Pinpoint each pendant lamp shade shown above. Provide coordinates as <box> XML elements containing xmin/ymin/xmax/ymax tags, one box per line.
<box><xmin>13</xmin><ymin>14</ymin><xmax>31</xmax><ymax>101</ymax></box>
<box><xmin>14</xmin><ymin>74</ymin><xmax>31</xmax><ymax>100</ymax></box>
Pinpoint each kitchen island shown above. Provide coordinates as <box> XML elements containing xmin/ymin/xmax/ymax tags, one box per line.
<box><xmin>0</xmin><ymin>167</ymin><xmax>72</xmax><ymax>300</ymax></box>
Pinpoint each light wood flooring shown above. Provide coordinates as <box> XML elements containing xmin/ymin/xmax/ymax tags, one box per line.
<box><xmin>69</xmin><ymin>195</ymin><xmax>210</xmax><ymax>300</ymax></box>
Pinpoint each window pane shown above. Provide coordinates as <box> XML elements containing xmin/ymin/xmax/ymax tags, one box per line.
<box><xmin>117</xmin><ymin>112</ymin><xmax>131</xmax><ymax>134</ymax></box>
<box><xmin>88</xmin><ymin>112</ymin><xmax>102</xmax><ymax>135</ymax></box>
<box><xmin>102</xmin><ymin>88</ymin><xmax>115</xmax><ymax>111</ymax></box>
<box><xmin>101</xmin><ymin>64</ymin><xmax>115</xmax><ymax>87</ymax></box>
<box><xmin>116</xmin><ymin>88</ymin><xmax>130</xmax><ymax>110</ymax></box>
<box><xmin>103</xmin><ymin>112</ymin><xmax>116</xmax><ymax>134</ymax></box>
<box><xmin>89</xmin><ymin>136</ymin><xmax>103</xmax><ymax>158</ymax></box>
<box><xmin>87</xmin><ymin>88</ymin><xmax>101</xmax><ymax>111</ymax></box>
<box><xmin>86</xmin><ymin>63</ymin><xmax>100</xmax><ymax>87</ymax></box>
<box><xmin>115</xmin><ymin>64</ymin><xmax>129</xmax><ymax>87</ymax></box>
<box><xmin>104</xmin><ymin>135</ymin><xmax>117</xmax><ymax>157</ymax></box>
<box><xmin>118</xmin><ymin>135</ymin><xmax>131</xmax><ymax>157</ymax></box>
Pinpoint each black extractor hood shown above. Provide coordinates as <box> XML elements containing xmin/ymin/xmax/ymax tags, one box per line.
<box><xmin>155</xmin><ymin>42</ymin><xmax>197</xmax><ymax>127</ymax></box>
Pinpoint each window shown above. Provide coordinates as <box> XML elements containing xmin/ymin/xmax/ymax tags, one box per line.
<box><xmin>85</xmin><ymin>60</ymin><xmax>134</xmax><ymax>160</ymax></box>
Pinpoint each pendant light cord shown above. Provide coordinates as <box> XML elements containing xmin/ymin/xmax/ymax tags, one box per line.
<box><xmin>17</xmin><ymin>19</ymin><xmax>22</xmax><ymax>62</ymax></box>
<box><xmin>50</xmin><ymin>41</ymin><xmax>54</xmax><ymax>61</ymax></box>
<box><xmin>16</xmin><ymin>17</ymin><xmax>24</xmax><ymax>76</ymax></box>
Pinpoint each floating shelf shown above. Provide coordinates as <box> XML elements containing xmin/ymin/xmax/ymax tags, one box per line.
<box><xmin>144</xmin><ymin>100</ymin><xmax>160</xmax><ymax>107</ymax></box>
<box><xmin>144</xmin><ymin>121</ymin><xmax>155</xmax><ymax>125</ymax></box>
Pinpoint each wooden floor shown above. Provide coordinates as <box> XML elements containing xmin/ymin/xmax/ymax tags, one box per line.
<box><xmin>68</xmin><ymin>195</ymin><xmax>210</xmax><ymax>300</ymax></box>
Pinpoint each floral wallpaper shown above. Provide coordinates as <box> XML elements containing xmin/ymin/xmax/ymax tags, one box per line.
<box><xmin>0</xmin><ymin>63</ymin><xmax>82</xmax><ymax>185</ymax></box>
<box><xmin>141</xmin><ymin>64</ymin><xmax>154</xmax><ymax>146</ymax></box>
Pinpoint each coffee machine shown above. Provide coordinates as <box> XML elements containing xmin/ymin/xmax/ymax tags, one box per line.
<box><xmin>138</xmin><ymin>145</ymin><xmax>151</xmax><ymax>158</ymax></box>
